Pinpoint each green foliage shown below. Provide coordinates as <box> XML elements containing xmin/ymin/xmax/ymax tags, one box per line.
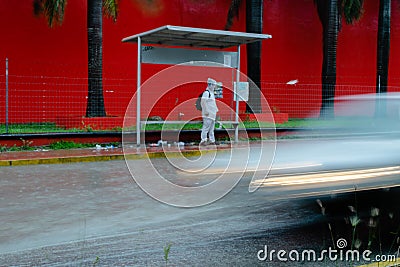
<box><xmin>92</xmin><ymin>256</ymin><xmax>100</xmax><ymax>266</ymax></box>
<box><xmin>20</xmin><ymin>138</ymin><xmax>34</xmax><ymax>150</ymax></box>
<box><xmin>0</xmin><ymin>122</ymin><xmax>70</xmax><ymax>134</ymax></box>
<box><xmin>341</xmin><ymin>0</ymin><xmax>364</xmax><ymax>24</ymax></box>
<box><xmin>0</xmin><ymin>145</ymin><xmax>20</xmax><ymax>152</ymax></box>
<box><xmin>103</xmin><ymin>0</ymin><xmax>119</xmax><ymax>22</ymax></box>
<box><xmin>0</xmin><ymin>140</ymin><xmax>119</xmax><ymax>152</ymax></box>
<box><xmin>318</xmin><ymin>188</ymin><xmax>400</xmax><ymax>257</ymax></box>
<box><xmin>144</xmin><ymin>122</ymin><xmax>202</xmax><ymax>131</ymax></box>
<box><xmin>48</xmin><ymin>140</ymin><xmax>119</xmax><ymax>150</ymax></box>
<box><xmin>225</xmin><ymin>0</ymin><xmax>242</xmax><ymax>30</ymax></box>
<box><xmin>34</xmin><ymin>0</ymin><xmax>120</xmax><ymax>27</ymax></box>
<box><xmin>48</xmin><ymin>140</ymin><xmax>92</xmax><ymax>150</ymax></box>
<box><xmin>0</xmin><ymin>140</ymin><xmax>35</xmax><ymax>152</ymax></box>
<box><xmin>33</xmin><ymin>0</ymin><xmax>67</xmax><ymax>27</ymax></box>
<box><xmin>0</xmin><ymin>118</ymin><xmax>358</xmax><ymax>134</ymax></box>
<box><xmin>0</xmin><ymin>145</ymin><xmax>8</xmax><ymax>152</ymax></box>
<box><xmin>314</xmin><ymin>0</ymin><xmax>364</xmax><ymax>27</ymax></box>
<box><xmin>239</xmin><ymin>121</ymin><xmax>274</xmax><ymax>129</ymax></box>
<box><xmin>0</xmin><ymin>122</ymin><xmax>123</xmax><ymax>134</ymax></box>
<box><xmin>163</xmin><ymin>243</ymin><xmax>172</xmax><ymax>266</ymax></box>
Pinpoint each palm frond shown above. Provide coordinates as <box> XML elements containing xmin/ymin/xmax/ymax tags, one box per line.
<box><xmin>42</xmin><ymin>0</ymin><xmax>67</xmax><ymax>27</ymax></box>
<box><xmin>225</xmin><ymin>0</ymin><xmax>242</xmax><ymax>30</ymax></box>
<box><xmin>33</xmin><ymin>0</ymin><xmax>44</xmax><ymax>16</ymax></box>
<box><xmin>341</xmin><ymin>0</ymin><xmax>364</xmax><ymax>24</ymax></box>
<box><xmin>103</xmin><ymin>0</ymin><xmax>119</xmax><ymax>22</ymax></box>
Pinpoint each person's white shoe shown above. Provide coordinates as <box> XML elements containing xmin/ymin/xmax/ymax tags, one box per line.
<box><xmin>199</xmin><ymin>141</ymin><xmax>207</xmax><ymax>146</ymax></box>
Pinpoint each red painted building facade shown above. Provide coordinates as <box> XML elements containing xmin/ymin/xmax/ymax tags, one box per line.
<box><xmin>0</xmin><ymin>0</ymin><xmax>399</xmax><ymax>125</ymax></box>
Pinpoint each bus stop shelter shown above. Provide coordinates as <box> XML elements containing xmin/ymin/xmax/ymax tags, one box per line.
<box><xmin>122</xmin><ymin>25</ymin><xmax>272</xmax><ymax>146</ymax></box>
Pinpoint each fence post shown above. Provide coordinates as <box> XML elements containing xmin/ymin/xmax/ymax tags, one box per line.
<box><xmin>5</xmin><ymin>58</ymin><xmax>8</xmax><ymax>134</ymax></box>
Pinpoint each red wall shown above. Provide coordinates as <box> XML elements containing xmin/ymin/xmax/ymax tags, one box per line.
<box><xmin>261</xmin><ymin>0</ymin><xmax>398</xmax><ymax>118</ymax></box>
<box><xmin>0</xmin><ymin>0</ymin><xmax>399</xmax><ymax>124</ymax></box>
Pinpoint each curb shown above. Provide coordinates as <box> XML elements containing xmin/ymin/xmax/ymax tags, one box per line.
<box><xmin>0</xmin><ymin>154</ymin><xmax>125</xmax><ymax>167</ymax></box>
<box><xmin>0</xmin><ymin>148</ymin><xmax>215</xmax><ymax>167</ymax></box>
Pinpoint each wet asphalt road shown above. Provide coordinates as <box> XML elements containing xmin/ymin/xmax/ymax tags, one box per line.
<box><xmin>1</xmin><ymin>138</ymin><xmax>400</xmax><ymax>266</ymax></box>
<box><xmin>0</xmin><ymin>159</ymin><xmax>329</xmax><ymax>267</ymax></box>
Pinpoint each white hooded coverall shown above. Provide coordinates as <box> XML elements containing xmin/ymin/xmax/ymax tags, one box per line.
<box><xmin>201</xmin><ymin>78</ymin><xmax>219</xmax><ymax>143</ymax></box>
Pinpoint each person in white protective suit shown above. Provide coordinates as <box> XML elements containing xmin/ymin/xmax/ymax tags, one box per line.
<box><xmin>200</xmin><ymin>78</ymin><xmax>219</xmax><ymax>146</ymax></box>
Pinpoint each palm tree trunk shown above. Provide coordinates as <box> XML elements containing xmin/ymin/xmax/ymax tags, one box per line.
<box><xmin>375</xmin><ymin>0</ymin><xmax>391</xmax><ymax>117</ymax></box>
<box><xmin>318</xmin><ymin>0</ymin><xmax>339</xmax><ymax>119</ymax></box>
<box><xmin>86</xmin><ymin>0</ymin><xmax>106</xmax><ymax>117</ymax></box>
<box><xmin>245</xmin><ymin>0</ymin><xmax>263</xmax><ymax>114</ymax></box>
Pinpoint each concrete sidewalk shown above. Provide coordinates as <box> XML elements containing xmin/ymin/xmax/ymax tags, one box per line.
<box><xmin>0</xmin><ymin>144</ymin><xmax>229</xmax><ymax>166</ymax></box>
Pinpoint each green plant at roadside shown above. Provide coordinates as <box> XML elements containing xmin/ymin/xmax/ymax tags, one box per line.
<box><xmin>81</xmin><ymin>121</ymin><xmax>94</xmax><ymax>132</ymax></box>
<box><xmin>389</xmin><ymin>214</ymin><xmax>400</xmax><ymax>254</ymax></box>
<box><xmin>111</xmin><ymin>126</ymin><xmax>122</xmax><ymax>131</ymax></box>
<box><xmin>348</xmin><ymin>207</ymin><xmax>362</xmax><ymax>250</ymax></box>
<box><xmin>48</xmin><ymin>140</ymin><xmax>119</xmax><ymax>150</ymax></box>
<box><xmin>1</xmin><ymin>116</ymin><xmax>384</xmax><ymax>147</ymax></box>
<box><xmin>0</xmin><ymin>122</ymin><xmax>123</xmax><ymax>134</ymax></box>
<box><xmin>0</xmin><ymin>122</ymin><xmax>72</xmax><ymax>134</ymax></box>
<box><xmin>20</xmin><ymin>138</ymin><xmax>34</xmax><ymax>150</ymax></box>
<box><xmin>92</xmin><ymin>256</ymin><xmax>100</xmax><ymax>266</ymax></box>
<box><xmin>48</xmin><ymin>140</ymin><xmax>94</xmax><ymax>150</ymax></box>
<box><xmin>1</xmin><ymin>117</ymin><xmax>372</xmax><ymax>134</ymax></box>
<box><xmin>163</xmin><ymin>243</ymin><xmax>172</xmax><ymax>267</ymax></box>
<box><xmin>0</xmin><ymin>140</ymin><xmax>120</xmax><ymax>152</ymax></box>
<box><xmin>367</xmin><ymin>207</ymin><xmax>380</xmax><ymax>250</ymax></box>
<box><xmin>316</xmin><ymin>199</ymin><xmax>336</xmax><ymax>249</ymax></box>
<box><xmin>0</xmin><ymin>145</ymin><xmax>8</xmax><ymax>152</ymax></box>
<box><xmin>1</xmin><ymin>145</ymin><xmax>20</xmax><ymax>152</ymax></box>
<box><xmin>350</xmin><ymin>187</ymin><xmax>363</xmax><ymax>251</ymax></box>
<box><xmin>1</xmin><ymin>141</ymin><xmax>37</xmax><ymax>152</ymax></box>
<box><xmin>317</xmin><ymin>187</ymin><xmax>400</xmax><ymax>263</ymax></box>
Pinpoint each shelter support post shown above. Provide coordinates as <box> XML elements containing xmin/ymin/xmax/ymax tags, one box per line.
<box><xmin>5</xmin><ymin>58</ymin><xmax>9</xmax><ymax>134</ymax></box>
<box><xmin>234</xmin><ymin>45</ymin><xmax>241</xmax><ymax>143</ymax></box>
<box><xmin>137</xmin><ymin>37</ymin><xmax>141</xmax><ymax>146</ymax></box>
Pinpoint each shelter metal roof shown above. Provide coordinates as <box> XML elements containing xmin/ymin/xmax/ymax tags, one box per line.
<box><xmin>122</xmin><ymin>25</ymin><xmax>272</xmax><ymax>49</ymax></box>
